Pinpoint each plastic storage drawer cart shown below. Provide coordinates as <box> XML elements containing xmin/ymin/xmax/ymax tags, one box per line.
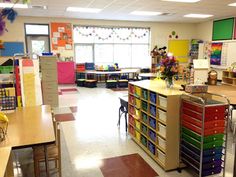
<box><xmin>180</xmin><ymin>93</ymin><xmax>229</xmax><ymax>177</ymax></box>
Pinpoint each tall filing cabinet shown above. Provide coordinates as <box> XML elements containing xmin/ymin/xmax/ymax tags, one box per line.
<box><xmin>40</xmin><ymin>56</ymin><xmax>58</xmax><ymax>107</ymax></box>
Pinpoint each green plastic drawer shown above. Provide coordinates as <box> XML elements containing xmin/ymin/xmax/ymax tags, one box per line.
<box><xmin>142</xmin><ymin>112</ymin><xmax>148</xmax><ymax>124</ymax></box>
<box><xmin>142</xmin><ymin>101</ymin><xmax>148</xmax><ymax>112</ymax></box>
<box><xmin>182</xmin><ymin>133</ymin><xmax>224</xmax><ymax>150</ymax></box>
<box><xmin>141</xmin><ymin>89</ymin><xmax>148</xmax><ymax>100</ymax></box>
<box><xmin>182</xmin><ymin>127</ymin><xmax>224</xmax><ymax>143</ymax></box>
<box><xmin>141</xmin><ymin>135</ymin><xmax>147</xmax><ymax>147</ymax></box>
<box><xmin>141</xmin><ymin>123</ymin><xmax>148</xmax><ymax>135</ymax></box>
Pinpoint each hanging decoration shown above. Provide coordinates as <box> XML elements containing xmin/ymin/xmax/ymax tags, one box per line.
<box><xmin>0</xmin><ymin>0</ymin><xmax>30</xmax><ymax>36</ymax></box>
<box><xmin>74</xmin><ymin>26</ymin><xmax>149</xmax><ymax>41</ymax></box>
<box><xmin>169</xmin><ymin>31</ymin><xmax>179</xmax><ymax>39</ymax></box>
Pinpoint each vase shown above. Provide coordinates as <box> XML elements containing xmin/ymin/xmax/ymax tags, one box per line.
<box><xmin>165</xmin><ymin>77</ymin><xmax>174</xmax><ymax>88</ymax></box>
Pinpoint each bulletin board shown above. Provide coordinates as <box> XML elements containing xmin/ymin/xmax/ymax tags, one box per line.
<box><xmin>0</xmin><ymin>42</ymin><xmax>24</xmax><ymax>56</ymax></box>
<box><xmin>212</xmin><ymin>18</ymin><xmax>234</xmax><ymax>41</ymax></box>
<box><xmin>51</xmin><ymin>22</ymin><xmax>73</xmax><ymax>51</ymax></box>
<box><xmin>168</xmin><ymin>40</ymin><xmax>189</xmax><ymax>63</ymax></box>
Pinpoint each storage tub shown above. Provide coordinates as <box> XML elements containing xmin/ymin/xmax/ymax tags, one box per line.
<box><xmin>148</xmin><ymin>141</ymin><xmax>156</xmax><ymax>155</ymax></box>
<box><xmin>142</xmin><ymin>112</ymin><xmax>148</xmax><ymax>124</ymax></box>
<box><xmin>129</xmin><ymin>95</ymin><xmax>135</xmax><ymax>105</ymax></box>
<box><xmin>157</xmin><ymin>148</ymin><xmax>166</xmax><ymax>164</ymax></box>
<box><xmin>149</xmin><ymin>117</ymin><xmax>156</xmax><ymax>130</ymax></box>
<box><xmin>129</xmin><ymin>85</ymin><xmax>135</xmax><ymax>94</ymax></box>
<box><xmin>150</xmin><ymin>92</ymin><xmax>157</xmax><ymax>104</ymax></box>
<box><xmin>128</xmin><ymin>115</ymin><xmax>135</xmax><ymax>126</ymax></box>
<box><xmin>141</xmin><ymin>124</ymin><xmax>148</xmax><ymax>135</ymax></box>
<box><xmin>135</xmin><ymin>108</ymin><xmax>141</xmax><ymax>118</ymax></box>
<box><xmin>157</xmin><ymin>136</ymin><xmax>166</xmax><ymax>150</ymax></box>
<box><xmin>135</xmin><ymin>131</ymin><xmax>141</xmax><ymax>141</ymax></box>
<box><xmin>135</xmin><ymin>98</ymin><xmax>141</xmax><ymax>109</ymax></box>
<box><xmin>135</xmin><ymin>119</ymin><xmax>141</xmax><ymax>130</ymax></box>
<box><xmin>128</xmin><ymin>125</ymin><xmax>135</xmax><ymax>136</ymax></box>
<box><xmin>142</xmin><ymin>101</ymin><xmax>148</xmax><ymax>112</ymax></box>
<box><xmin>135</xmin><ymin>86</ymin><xmax>141</xmax><ymax>97</ymax></box>
<box><xmin>158</xmin><ymin>109</ymin><xmax>166</xmax><ymax>123</ymax></box>
<box><xmin>129</xmin><ymin>105</ymin><xmax>135</xmax><ymax>115</ymax></box>
<box><xmin>142</xmin><ymin>89</ymin><xmax>148</xmax><ymax>100</ymax></box>
<box><xmin>141</xmin><ymin>135</ymin><xmax>147</xmax><ymax>147</ymax></box>
<box><xmin>149</xmin><ymin>129</ymin><xmax>156</xmax><ymax>142</ymax></box>
<box><xmin>158</xmin><ymin>123</ymin><xmax>166</xmax><ymax>138</ymax></box>
<box><xmin>150</xmin><ymin>105</ymin><xmax>156</xmax><ymax>117</ymax></box>
<box><xmin>159</xmin><ymin>96</ymin><xmax>167</xmax><ymax>108</ymax></box>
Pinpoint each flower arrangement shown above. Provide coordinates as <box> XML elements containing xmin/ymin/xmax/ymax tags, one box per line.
<box><xmin>160</xmin><ymin>54</ymin><xmax>178</xmax><ymax>87</ymax></box>
<box><xmin>0</xmin><ymin>0</ymin><xmax>30</xmax><ymax>36</ymax></box>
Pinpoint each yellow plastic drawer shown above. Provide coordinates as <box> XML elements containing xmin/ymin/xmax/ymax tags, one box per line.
<box><xmin>135</xmin><ymin>86</ymin><xmax>141</xmax><ymax>97</ymax></box>
<box><xmin>135</xmin><ymin>98</ymin><xmax>141</xmax><ymax>109</ymax></box>
<box><xmin>135</xmin><ymin>119</ymin><xmax>141</xmax><ymax>130</ymax></box>
<box><xmin>135</xmin><ymin>131</ymin><xmax>141</xmax><ymax>141</ymax></box>
<box><xmin>135</xmin><ymin>108</ymin><xmax>141</xmax><ymax>118</ymax></box>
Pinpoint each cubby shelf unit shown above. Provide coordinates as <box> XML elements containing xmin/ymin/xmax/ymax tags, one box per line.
<box><xmin>128</xmin><ymin>80</ymin><xmax>183</xmax><ymax>171</ymax></box>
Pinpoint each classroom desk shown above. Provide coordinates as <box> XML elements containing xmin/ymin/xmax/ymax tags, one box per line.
<box><xmin>0</xmin><ymin>147</ymin><xmax>13</xmax><ymax>177</ymax></box>
<box><xmin>0</xmin><ymin>105</ymin><xmax>55</xmax><ymax>177</ymax></box>
<box><xmin>138</xmin><ymin>73</ymin><xmax>158</xmax><ymax>80</ymax></box>
<box><xmin>79</xmin><ymin>69</ymin><xmax>139</xmax><ymax>81</ymax></box>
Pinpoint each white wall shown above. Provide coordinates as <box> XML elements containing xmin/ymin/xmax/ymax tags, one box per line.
<box><xmin>1</xmin><ymin>16</ymin><xmax>198</xmax><ymax>57</ymax></box>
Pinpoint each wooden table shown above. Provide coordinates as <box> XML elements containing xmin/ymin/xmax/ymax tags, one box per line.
<box><xmin>0</xmin><ymin>105</ymin><xmax>55</xmax><ymax>177</ymax></box>
<box><xmin>0</xmin><ymin>147</ymin><xmax>13</xmax><ymax>177</ymax></box>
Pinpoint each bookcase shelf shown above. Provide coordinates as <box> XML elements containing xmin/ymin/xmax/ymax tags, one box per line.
<box><xmin>222</xmin><ymin>70</ymin><xmax>236</xmax><ymax>86</ymax></box>
<box><xmin>128</xmin><ymin>80</ymin><xmax>183</xmax><ymax>171</ymax></box>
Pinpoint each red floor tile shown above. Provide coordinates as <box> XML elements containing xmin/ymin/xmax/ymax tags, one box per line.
<box><xmin>55</xmin><ymin>113</ymin><xmax>75</xmax><ymax>122</ymax></box>
<box><xmin>70</xmin><ymin>106</ymin><xmax>78</xmax><ymax>113</ymax></box>
<box><xmin>100</xmin><ymin>153</ymin><xmax>158</xmax><ymax>177</ymax></box>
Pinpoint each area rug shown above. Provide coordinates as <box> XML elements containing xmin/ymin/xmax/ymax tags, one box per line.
<box><xmin>110</xmin><ymin>88</ymin><xmax>128</xmax><ymax>92</ymax></box>
<box><xmin>100</xmin><ymin>153</ymin><xmax>158</xmax><ymax>177</ymax></box>
<box><xmin>55</xmin><ymin>113</ymin><xmax>75</xmax><ymax>122</ymax></box>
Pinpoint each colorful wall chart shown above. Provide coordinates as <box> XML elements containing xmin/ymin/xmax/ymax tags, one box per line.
<box><xmin>51</xmin><ymin>22</ymin><xmax>73</xmax><ymax>51</ymax></box>
<box><xmin>210</xmin><ymin>43</ymin><xmax>223</xmax><ymax>65</ymax></box>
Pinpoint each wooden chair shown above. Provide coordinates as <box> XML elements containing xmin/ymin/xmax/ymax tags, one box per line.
<box><xmin>33</xmin><ymin>121</ymin><xmax>61</xmax><ymax>177</ymax></box>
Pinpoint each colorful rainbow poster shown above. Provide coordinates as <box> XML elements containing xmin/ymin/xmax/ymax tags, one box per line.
<box><xmin>210</xmin><ymin>43</ymin><xmax>223</xmax><ymax>65</ymax></box>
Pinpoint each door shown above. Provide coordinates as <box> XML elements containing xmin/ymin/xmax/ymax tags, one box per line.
<box><xmin>26</xmin><ymin>36</ymin><xmax>50</xmax><ymax>59</ymax></box>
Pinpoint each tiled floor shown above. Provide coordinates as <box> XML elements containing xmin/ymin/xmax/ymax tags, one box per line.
<box><xmin>13</xmin><ymin>84</ymin><xmax>235</xmax><ymax>177</ymax></box>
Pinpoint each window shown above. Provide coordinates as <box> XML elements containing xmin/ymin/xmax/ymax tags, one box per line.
<box><xmin>25</xmin><ymin>24</ymin><xmax>49</xmax><ymax>35</ymax></box>
<box><xmin>73</xmin><ymin>26</ymin><xmax>151</xmax><ymax>68</ymax></box>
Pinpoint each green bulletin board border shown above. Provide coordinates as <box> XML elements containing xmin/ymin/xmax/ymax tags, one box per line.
<box><xmin>212</xmin><ymin>17</ymin><xmax>234</xmax><ymax>41</ymax></box>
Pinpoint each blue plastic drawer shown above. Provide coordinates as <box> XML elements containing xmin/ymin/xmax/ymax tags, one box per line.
<box><xmin>149</xmin><ymin>129</ymin><xmax>156</xmax><ymax>142</ymax></box>
<box><xmin>85</xmin><ymin>62</ymin><xmax>95</xmax><ymax>70</ymax></box>
<box><xmin>149</xmin><ymin>117</ymin><xmax>156</xmax><ymax>129</ymax></box>
<box><xmin>148</xmin><ymin>141</ymin><xmax>155</xmax><ymax>155</ymax></box>
<box><xmin>150</xmin><ymin>92</ymin><xmax>157</xmax><ymax>104</ymax></box>
<box><xmin>150</xmin><ymin>105</ymin><xmax>156</xmax><ymax>117</ymax></box>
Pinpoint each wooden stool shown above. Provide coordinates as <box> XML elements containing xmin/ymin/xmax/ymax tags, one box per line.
<box><xmin>106</xmin><ymin>80</ymin><xmax>117</xmax><ymax>88</ymax></box>
<box><xmin>85</xmin><ymin>80</ymin><xmax>97</xmax><ymax>88</ymax></box>
<box><xmin>118</xmin><ymin>79</ymin><xmax>128</xmax><ymax>88</ymax></box>
<box><xmin>77</xmin><ymin>79</ymin><xmax>86</xmax><ymax>87</ymax></box>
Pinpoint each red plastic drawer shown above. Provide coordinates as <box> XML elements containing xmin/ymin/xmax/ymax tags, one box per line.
<box><xmin>183</xmin><ymin>108</ymin><xmax>202</xmax><ymax>120</ymax></box>
<box><xmin>182</xmin><ymin>121</ymin><xmax>225</xmax><ymax>136</ymax></box>
<box><xmin>182</xmin><ymin>114</ymin><xmax>225</xmax><ymax>128</ymax></box>
<box><xmin>129</xmin><ymin>115</ymin><xmax>135</xmax><ymax>126</ymax></box>
<box><xmin>129</xmin><ymin>85</ymin><xmax>135</xmax><ymax>94</ymax></box>
<box><xmin>129</xmin><ymin>125</ymin><xmax>135</xmax><ymax>136</ymax></box>
<box><xmin>183</xmin><ymin>101</ymin><xmax>203</xmax><ymax>113</ymax></box>
<box><xmin>205</xmin><ymin>105</ymin><xmax>226</xmax><ymax>115</ymax></box>
<box><xmin>129</xmin><ymin>105</ymin><xmax>135</xmax><ymax>115</ymax></box>
<box><xmin>129</xmin><ymin>95</ymin><xmax>135</xmax><ymax>105</ymax></box>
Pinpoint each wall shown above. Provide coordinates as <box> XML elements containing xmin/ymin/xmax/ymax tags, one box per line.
<box><xmin>1</xmin><ymin>16</ymin><xmax>198</xmax><ymax>59</ymax></box>
<box><xmin>196</xmin><ymin>20</ymin><xmax>236</xmax><ymax>79</ymax></box>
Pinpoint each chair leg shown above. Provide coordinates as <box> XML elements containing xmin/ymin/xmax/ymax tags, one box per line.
<box><xmin>117</xmin><ymin>106</ymin><xmax>122</xmax><ymax>126</ymax></box>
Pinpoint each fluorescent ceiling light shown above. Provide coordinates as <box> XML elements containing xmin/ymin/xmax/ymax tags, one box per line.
<box><xmin>228</xmin><ymin>2</ymin><xmax>236</xmax><ymax>6</ymax></box>
<box><xmin>130</xmin><ymin>11</ymin><xmax>162</xmax><ymax>16</ymax></box>
<box><xmin>162</xmin><ymin>0</ymin><xmax>200</xmax><ymax>3</ymax></box>
<box><xmin>66</xmin><ymin>7</ymin><xmax>102</xmax><ymax>13</ymax></box>
<box><xmin>0</xmin><ymin>3</ymin><xmax>28</xmax><ymax>8</ymax></box>
<box><xmin>184</xmin><ymin>14</ymin><xmax>213</xmax><ymax>18</ymax></box>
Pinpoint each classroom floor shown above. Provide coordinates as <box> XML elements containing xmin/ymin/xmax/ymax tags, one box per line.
<box><xmin>13</xmin><ymin>84</ymin><xmax>235</xmax><ymax>177</ymax></box>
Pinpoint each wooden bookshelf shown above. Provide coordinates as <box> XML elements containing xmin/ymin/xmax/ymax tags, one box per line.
<box><xmin>222</xmin><ymin>70</ymin><xmax>236</xmax><ymax>86</ymax></box>
<box><xmin>128</xmin><ymin>80</ymin><xmax>183</xmax><ymax>171</ymax></box>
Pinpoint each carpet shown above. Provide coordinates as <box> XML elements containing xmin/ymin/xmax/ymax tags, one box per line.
<box><xmin>110</xmin><ymin>88</ymin><xmax>128</xmax><ymax>92</ymax></box>
<box><xmin>55</xmin><ymin>113</ymin><xmax>75</xmax><ymax>122</ymax></box>
<box><xmin>100</xmin><ymin>153</ymin><xmax>158</xmax><ymax>177</ymax></box>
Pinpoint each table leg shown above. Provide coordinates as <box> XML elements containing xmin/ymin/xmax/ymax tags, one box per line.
<box><xmin>44</xmin><ymin>145</ymin><xmax>50</xmax><ymax>177</ymax></box>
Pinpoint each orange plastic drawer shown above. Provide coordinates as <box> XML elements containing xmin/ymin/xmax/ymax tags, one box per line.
<box><xmin>129</xmin><ymin>115</ymin><xmax>135</xmax><ymax>126</ymax></box>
